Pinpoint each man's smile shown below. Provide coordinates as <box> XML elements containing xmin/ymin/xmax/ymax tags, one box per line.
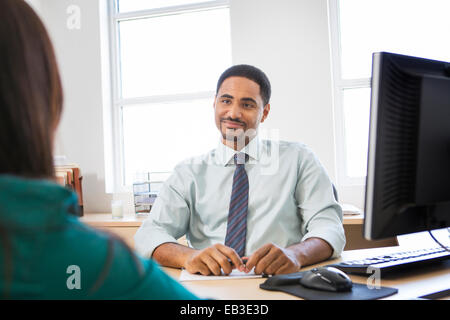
<box><xmin>221</xmin><ymin>119</ymin><xmax>245</xmax><ymax>129</ymax></box>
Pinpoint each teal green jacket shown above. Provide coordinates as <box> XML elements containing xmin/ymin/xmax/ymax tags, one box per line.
<box><xmin>0</xmin><ymin>175</ymin><xmax>198</xmax><ymax>299</ymax></box>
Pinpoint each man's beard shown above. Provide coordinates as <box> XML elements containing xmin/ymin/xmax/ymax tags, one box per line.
<box><xmin>221</xmin><ymin>126</ymin><xmax>257</xmax><ymax>150</ymax></box>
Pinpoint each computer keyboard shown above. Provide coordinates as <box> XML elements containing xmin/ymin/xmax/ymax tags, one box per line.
<box><xmin>327</xmin><ymin>246</ymin><xmax>450</xmax><ymax>276</ymax></box>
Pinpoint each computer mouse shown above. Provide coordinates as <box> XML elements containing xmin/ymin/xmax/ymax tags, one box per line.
<box><xmin>299</xmin><ymin>267</ymin><xmax>352</xmax><ymax>292</ymax></box>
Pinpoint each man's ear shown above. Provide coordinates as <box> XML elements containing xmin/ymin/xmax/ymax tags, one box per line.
<box><xmin>261</xmin><ymin>103</ymin><xmax>270</xmax><ymax>123</ymax></box>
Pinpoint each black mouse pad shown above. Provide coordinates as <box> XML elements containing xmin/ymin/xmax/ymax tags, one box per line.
<box><xmin>259</xmin><ymin>272</ymin><xmax>398</xmax><ymax>300</ymax></box>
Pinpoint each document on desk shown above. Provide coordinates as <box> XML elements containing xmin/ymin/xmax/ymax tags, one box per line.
<box><xmin>179</xmin><ymin>269</ymin><xmax>262</xmax><ymax>281</ymax></box>
<box><xmin>341</xmin><ymin>203</ymin><xmax>362</xmax><ymax>215</ymax></box>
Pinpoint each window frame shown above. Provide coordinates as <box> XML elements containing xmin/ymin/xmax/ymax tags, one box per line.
<box><xmin>328</xmin><ymin>0</ymin><xmax>370</xmax><ymax>187</ymax></box>
<box><xmin>106</xmin><ymin>0</ymin><xmax>230</xmax><ymax>192</ymax></box>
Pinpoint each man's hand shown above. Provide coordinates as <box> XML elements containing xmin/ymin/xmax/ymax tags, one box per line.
<box><xmin>245</xmin><ymin>243</ymin><xmax>301</xmax><ymax>275</ymax></box>
<box><xmin>153</xmin><ymin>238</ymin><xmax>332</xmax><ymax>276</ymax></box>
<box><xmin>183</xmin><ymin>243</ymin><xmax>245</xmax><ymax>276</ymax></box>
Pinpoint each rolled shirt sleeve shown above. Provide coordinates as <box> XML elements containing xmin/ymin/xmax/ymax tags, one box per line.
<box><xmin>295</xmin><ymin>146</ymin><xmax>346</xmax><ymax>258</ymax></box>
<box><xmin>134</xmin><ymin>166</ymin><xmax>190</xmax><ymax>258</ymax></box>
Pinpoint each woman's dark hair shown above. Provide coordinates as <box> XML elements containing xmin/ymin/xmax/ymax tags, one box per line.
<box><xmin>0</xmin><ymin>0</ymin><xmax>144</xmax><ymax>299</ymax></box>
<box><xmin>0</xmin><ymin>0</ymin><xmax>63</xmax><ymax>179</ymax></box>
<box><xmin>216</xmin><ymin>64</ymin><xmax>271</xmax><ymax>106</ymax></box>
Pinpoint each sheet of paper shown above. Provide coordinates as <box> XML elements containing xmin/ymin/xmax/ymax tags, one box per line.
<box><xmin>179</xmin><ymin>268</ymin><xmax>262</xmax><ymax>281</ymax></box>
<box><xmin>341</xmin><ymin>203</ymin><xmax>362</xmax><ymax>215</ymax></box>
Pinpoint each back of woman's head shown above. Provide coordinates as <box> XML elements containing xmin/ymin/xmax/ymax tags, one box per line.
<box><xmin>0</xmin><ymin>0</ymin><xmax>63</xmax><ymax>179</ymax></box>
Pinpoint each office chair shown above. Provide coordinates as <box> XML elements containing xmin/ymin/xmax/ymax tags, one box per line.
<box><xmin>332</xmin><ymin>184</ymin><xmax>338</xmax><ymax>202</ymax></box>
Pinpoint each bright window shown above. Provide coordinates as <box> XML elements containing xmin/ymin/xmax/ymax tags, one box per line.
<box><xmin>117</xmin><ymin>0</ymin><xmax>219</xmax><ymax>12</ymax></box>
<box><xmin>329</xmin><ymin>0</ymin><xmax>450</xmax><ymax>184</ymax></box>
<box><xmin>108</xmin><ymin>0</ymin><xmax>231</xmax><ymax>187</ymax></box>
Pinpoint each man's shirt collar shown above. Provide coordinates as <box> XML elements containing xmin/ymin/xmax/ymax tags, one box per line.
<box><xmin>215</xmin><ymin>135</ymin><xmax>261</xmax><ymax>166</ymax></box>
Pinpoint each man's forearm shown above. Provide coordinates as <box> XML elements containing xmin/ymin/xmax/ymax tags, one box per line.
<box><xmin>153</xmin><ymin>237</ymin><xmax>333</xmax><ymax>272</ymax></box>
<box><xmin>288</xmin><ymin>237</ymin><xmax>333</xmax><ymax>268</ymax></box>
<box><xmin>152</xmin><ymin>242</ymin><xmax>195</xmax><ymax>269</ymax></box>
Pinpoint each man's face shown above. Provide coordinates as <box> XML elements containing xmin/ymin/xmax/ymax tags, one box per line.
<box><xmin>214</xmin><ymin>76</ymin><xmax>270</xmax><ymax>149</ymax></box>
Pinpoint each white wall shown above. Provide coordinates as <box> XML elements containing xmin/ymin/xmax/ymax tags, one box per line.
<box><xmin>229</xmin><ymin>0</ymin><xmax>365</xmax><ymax>209</ymax></box>
<box><xmin>37</xmin><ymin>0</ymin><xmax>113</xmax><ymax>212</ymax></box>
<box><xmin>34</xmin><ymin>0</ymin><xmax>365</xmax><ymax>213</ymax></box>
<box><xmin>230</xmin><ymin>0</ymin><xmax>337</xmax><ymax>179</ymax></box>
<box><xmin>25</xmin><ymin>0</ymin><xmax>42</xmax><ymax>14</ymax></box>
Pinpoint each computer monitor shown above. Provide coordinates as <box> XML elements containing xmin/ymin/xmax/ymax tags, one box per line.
<box><xmin>364</xmin><ymin>52</ymin><xmax>450</xmax><ymax>240</ymax></box>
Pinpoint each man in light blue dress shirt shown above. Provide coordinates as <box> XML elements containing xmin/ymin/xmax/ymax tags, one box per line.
<box><xmin>135</xmin><ymin>65</ymin><xmax>345</xmax><ymax>276</ymax></box>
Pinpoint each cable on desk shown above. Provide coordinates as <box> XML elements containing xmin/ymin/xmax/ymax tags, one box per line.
<box><xmin>428</xmin><ymin>228</ymin><xmax>450</xmax><ymax>253</ymax></box>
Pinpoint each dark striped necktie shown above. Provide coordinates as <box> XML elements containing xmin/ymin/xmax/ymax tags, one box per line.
<box><xmin>224</xmin><ymin>153</ymin><xmax>249</xmax><ymax>257</ymax></box>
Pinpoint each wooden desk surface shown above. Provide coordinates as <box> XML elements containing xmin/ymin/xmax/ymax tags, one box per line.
<box><xmin>80</xmin><ymin>212</ymin><xmax>395</xmax><ymax>250</ymax></box>
<box><xmin>81</xmin><ymin>212</ymin><xmax>364</xmax><ymax>226</ymax></box>
<box><xmin>80</xmin><ymin>212</ymin><xmax>147</xmax><ymax>227</ymax></box>
<box><xmin>80</xmin><ymin>214</ymin><xmax>447</xmax><ymax>299</ymax></box>
<box><xmin>163</xmin><ymin>246</ymin><xmax>450</xmax><ymax>300</ymax></box>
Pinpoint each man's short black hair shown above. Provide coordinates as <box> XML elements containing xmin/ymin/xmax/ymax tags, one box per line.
<box><xmin>216</xmin><ymin>64</ymin><xmax>271</xmax><ymax>106</ymax></box>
